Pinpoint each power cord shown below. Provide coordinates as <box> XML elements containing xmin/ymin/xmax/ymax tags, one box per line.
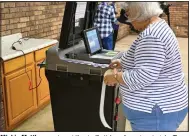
<box><xmin>12</xmin><ymin>38</ymin><xmax>43</xmax><ymax>91</ymax></box>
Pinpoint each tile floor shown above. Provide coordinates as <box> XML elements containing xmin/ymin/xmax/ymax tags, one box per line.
<box><xmin>14</xmin><ymin>35</ymin><xmax>188</xmax><ymax>131</ymax></box>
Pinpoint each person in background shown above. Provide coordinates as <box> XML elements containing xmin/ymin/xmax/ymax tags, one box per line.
<box><xmin>104</xmin><ymin>2</ymin><xmax>188</xmax><ymax>131</ymax></box>
<box><xmin>94</xmin><ymin>2</ymin><xmax>118</xmax><ymax>50</ymax></box>
<box><xmin>110</xmin><ymin>2</ymin><xmax>119</xmax><ymax>50</ymax></box>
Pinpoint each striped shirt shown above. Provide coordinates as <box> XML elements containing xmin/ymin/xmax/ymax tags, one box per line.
<box><xmin>120</xmin><ymin>19</ymin><xmax>188</xmax><ymax>114</ymax></box>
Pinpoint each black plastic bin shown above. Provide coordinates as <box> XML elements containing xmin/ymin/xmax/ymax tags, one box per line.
<box><xmin>46</xmin><ymin>70</ymin><xmax>116</xmax><ymax>132</ymax></box>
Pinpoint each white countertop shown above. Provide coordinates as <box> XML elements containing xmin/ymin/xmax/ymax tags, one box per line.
<box><xmin>0</xmin><ymin>33</ymin><xmax>58</xmax><ymax>61</ymax></box>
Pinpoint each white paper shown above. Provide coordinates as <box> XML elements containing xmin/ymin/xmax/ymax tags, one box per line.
<box><xmin>99</xmin><ymin>82</ymin><xmax>112</xmax><ymax>129</ymax></box>
<box><xmin>75</xmin><ymin>2</ymin><xmax>87</xmax><ymax>27</ymax></box>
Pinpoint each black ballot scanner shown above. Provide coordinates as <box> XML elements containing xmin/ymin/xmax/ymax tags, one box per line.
<box><xmin>45</xmin><ymin>2</ymin><xmax>126</xmax><ymax>131</ymax></box>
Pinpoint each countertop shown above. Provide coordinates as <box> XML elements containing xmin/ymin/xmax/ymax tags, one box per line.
<box><xmin>0</xmin><ymin>33</ymin><xmax>58</xmax><ymax>61</ymax></box>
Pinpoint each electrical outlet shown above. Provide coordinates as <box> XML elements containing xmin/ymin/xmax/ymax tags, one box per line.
<box><xmin>177</xmin><ymin>26</ymin><xmax>179</xmax><ymax>29</ymax></box>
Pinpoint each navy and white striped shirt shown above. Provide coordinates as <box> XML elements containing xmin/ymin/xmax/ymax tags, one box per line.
<box><xmin>94</xmin><ymin>2</ymin><xmax>117</xmax><ymax>38</ymax></box>
<box><xmin>120</xmin><ymin>19</ymin><xmax>188</xmax><ymax>114</ymax></box>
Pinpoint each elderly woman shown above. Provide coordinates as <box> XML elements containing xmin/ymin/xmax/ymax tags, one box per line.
<box><xmin>104</xmin><ymin>2</ymin><xmax>188</xmax><ymax>131</ymax></box>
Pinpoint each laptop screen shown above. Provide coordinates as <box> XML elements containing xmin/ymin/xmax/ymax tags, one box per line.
<box><xmin>83</xmin><ymin>28</ymin><xmax>102</xmax><ymax>54</ymax></box>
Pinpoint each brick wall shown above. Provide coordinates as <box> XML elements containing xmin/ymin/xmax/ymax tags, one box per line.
<box><xmin>0</xmin><ymin>2</ymin><xmax>188</xmax><ymax>40</ymax></box>
<box><xmin>0</xmin><ymin>2</ymin><xmax>131</xmax><ymax>40</ymax></box>
<box><xmin>161</xmin><ymin>2</ymin><xmax>188</xmax><ymax>37</ymax></box>
<box><xmin>0</xmin><ymin>2</ymin><xmax>65</xmax><ymax>39</ymax></box>
<box><xmin>168</xmin><ymin>2</ymin><xmax>188</xmax><ymax>37</ymax></box>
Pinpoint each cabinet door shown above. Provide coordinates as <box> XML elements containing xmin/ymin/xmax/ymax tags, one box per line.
<box><xmin>4</xmin><ymin>65</ymin><xmax>37</xmax><ymax>126</ymax></box>
<box><xmin>36</xmin><ymin>61</ymin><xmax>50</xmax><ymax>107</ymax></box>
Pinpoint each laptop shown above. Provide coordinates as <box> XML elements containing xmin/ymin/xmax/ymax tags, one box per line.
<box><xmin>83</xmin><ymin>27</ymin><xmax>119</xmax><ymax>61</ymax></box>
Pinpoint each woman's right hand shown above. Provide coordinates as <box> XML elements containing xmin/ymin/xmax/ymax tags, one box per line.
<box><xmin>109</xmin><ymin>59</ymin><xmax>122</xmax><ymax>69</ymax></box>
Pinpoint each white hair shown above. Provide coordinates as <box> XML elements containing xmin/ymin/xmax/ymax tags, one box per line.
<box><xmin>119</xmin><ymin>2</ymin><xmax>163</xmax><ymax>22</ymax></box>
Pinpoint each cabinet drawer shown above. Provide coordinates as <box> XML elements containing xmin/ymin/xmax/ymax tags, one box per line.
<box><xmin>34</xmin><ymin>45</ymin><xmax>53</xmax><ymax>62</ymax></box>
<box><xmin>3</xmin><ymin>53</ymin><xmax>34</xmax><ymax>74</ymax></box>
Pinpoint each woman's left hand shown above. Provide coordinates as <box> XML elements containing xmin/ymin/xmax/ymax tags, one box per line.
<box><xmin>103</xmin><ymin>69</ymin><xmax>118</xmax><ymax>86</ymax></box>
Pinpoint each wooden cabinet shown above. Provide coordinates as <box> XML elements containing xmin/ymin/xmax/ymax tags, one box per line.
<box><xmin>4</xmin><ymin>64</ymin><xmax>37</xmax><ymax>127</ymax></box>
<box><xmin>34</xmin><ymin>46</ymin><xmax>50</xmax><ymax>62</ymax></box>
<box><xmin>3</xmin><ymin>53</ymin><xmax>34</xmax><ymax>74</ymax></box>
<box><xmin>35</xmin><ymin>46</ymin><xmax>52</xmax><ymax>107</ymax></box>
<box><xmin>1</xmin><ymin>44</ymin><xmax>55</xmax><ymax>131</ymax></box>
<box><xmin>36</xmin><ymin>60</ymin><xmax>50</xmax><ymax>107</ymax></box>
